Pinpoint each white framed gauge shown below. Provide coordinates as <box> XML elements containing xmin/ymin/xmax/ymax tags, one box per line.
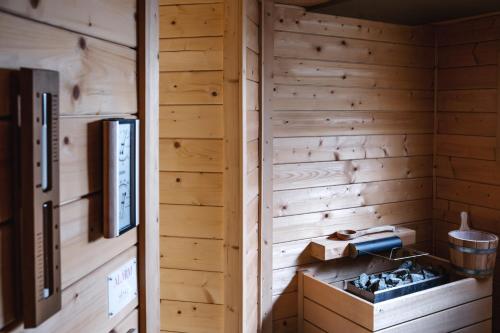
<box><xmin>103</xmin><ymin>119</ymin><xmax>139</xmax><ymax>238</ymax></box>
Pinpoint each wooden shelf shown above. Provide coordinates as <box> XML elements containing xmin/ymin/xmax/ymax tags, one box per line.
<box><xmin>309</xmin><ymin>227</ymin><xmax>416</xmax><ymax>261</ymax></box>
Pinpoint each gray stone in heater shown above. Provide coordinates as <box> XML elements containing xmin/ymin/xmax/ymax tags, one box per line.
<box><xmin>411</xmin><ymin>273</ymin><xmax>424</xmax><ymax>282</ymax></box>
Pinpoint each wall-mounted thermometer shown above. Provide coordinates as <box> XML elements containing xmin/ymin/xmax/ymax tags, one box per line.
<box><xmin>103</xmin><ymin>119</ymin><xmax>139</xmax><ymax>238</ymax></box>
<box><xmin>17</xmin><ymin>68</ymin><xmax>61</xmax><ymax>327</ymax></box>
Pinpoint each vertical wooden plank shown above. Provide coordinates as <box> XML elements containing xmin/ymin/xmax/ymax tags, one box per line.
<box><xmin>297</xmin><ymin>271</ymin><xmax>304</xmax><ymax>333</ymax></box>
<box><xmin>138</xmin><ymin>0</ymin><xmax>160</xmax><ymax>332</ymax></box>
<box><xmin>224</xmin><ymin>0</ymin><xmax>244</xmax><ymax>331</ymax></box>
<box><xmin>260</xmin><ymin>1</ymin><xmax>274</xmax><ymax>332</ymax></box>
<box><xmin>497</xmin><ymin>52</ymin><xmax>500</xmax><ymax>164</ymax></box>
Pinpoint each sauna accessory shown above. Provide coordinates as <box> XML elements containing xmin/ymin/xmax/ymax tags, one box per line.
<box><xmin>15</xmin><ymin>68</ymin><xmax>62</xmax><ymax>327</ymax></box>
<box><xmin>346</xmin><ymin>260</ymin><xmax>447</xmax><ymax>303</ymax></box>
<box><xmin>448</xmin><ymin>212</ymin><xmax>498</xmax><ymax>278</ymax></box>
<box><xmin>103</xmin><ymin>119</ymin><xmax>139</xmax><ymax>238</ymax></box>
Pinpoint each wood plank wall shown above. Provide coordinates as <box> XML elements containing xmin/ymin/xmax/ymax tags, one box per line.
<box><xmin>434</xmin><ymin>15</ymin><xmax>500</xmax><ymax>329</ymax></box>
<box><xmin>0</xmin><ymin>0</ymin><xmax>139</xmax><ymax>332</ymax></box>
<box><xmin>244</xmin><ymin>0</ymin><xmax>261</xmax><ymax>332</ymax></box>
<box><xmin>270</xmin><ymin>5</ymin><xmax>435</xmax><ymax>332</ymax></box>
<box><xmin>158</xmin><ymin>2</ymin><xmax>225</xmax><ymax>332</ymax></box>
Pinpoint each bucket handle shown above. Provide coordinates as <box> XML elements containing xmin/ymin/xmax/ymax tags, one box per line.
<box><xmin>460</xmin><ymin>211</ymin><xmax>470</xmax><ymax>231</ymax></box>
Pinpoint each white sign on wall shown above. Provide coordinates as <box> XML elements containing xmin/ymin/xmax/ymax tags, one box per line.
<box><xmin>107</xmin><ymin>257</ymin><xmax>138</xmax><ymax>318</ymax></box>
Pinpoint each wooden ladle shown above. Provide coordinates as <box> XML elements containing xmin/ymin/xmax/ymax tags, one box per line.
<box><xmin>333</xmin><ymin>225</ymin><xmax>396</xmax><ymax>241</ymax></box>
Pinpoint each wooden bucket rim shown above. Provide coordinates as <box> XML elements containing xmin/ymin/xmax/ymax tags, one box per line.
<box><xmin>448</xmin><ymin>229</ymin><xmax>498</xmax><ymax>243</ymax></box>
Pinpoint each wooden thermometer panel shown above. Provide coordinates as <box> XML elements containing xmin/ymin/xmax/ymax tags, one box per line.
<box><xmin>18</xmin><ymin>68</ymin><xmax>61</xmax><ymax>327</ymax></box>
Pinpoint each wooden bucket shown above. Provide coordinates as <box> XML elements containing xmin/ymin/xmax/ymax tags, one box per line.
<box><xmin>448</xmin><ymin>212</ymin><xmax>498</xmax><ymax>278</ymax></box>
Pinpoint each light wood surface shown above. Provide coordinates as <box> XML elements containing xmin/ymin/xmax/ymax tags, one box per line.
<box><xmin>301</xmin><ymin>256</ymin><xmax>493</xmax><ymax>331</ymax></box>
<box><xmin>310</xmin><ymin>227</ymin><xmax>416</xmax><ymax>261</ymax></box>
<box><xmin>223</xmin><ymin>0</ymin><xmax>245</xmax><ymax>331</ymax></box>
<box><xmin>0</xmin><ymin>2</ymin><xmax>140</xmax><ymax>331</ymax></box>
<box><xmin>260</xmin><ymin>1</ymin><xmax>275</xmax><ymax>332</ymax></box>
<box><xmin>0</xmin><ymin>0</ymin><xmax>137</xmax><ymax>47</ymax></box>
<box><xmin>158</xmin><ymin>1</ymin><xmax>227</xmax><ymax>329</ymax></box>
<box><xmin>112</xmin><ymin>309</ymin><xmax>139</xmax><ymax>333</ymax></box>
<box><xmin>0</xmin><ymin>12</ymin><xmax>137</xmax><ymax>116</ymax></box>
<box><xmin>436</xmin><ymin>16</ymin><xmax>500</xmax><ymax>326</ymax></box>
<box><xmin>269</xmin><ymin>5</ymin><xmax>435</xmax><ymax>329</ymax></box>
<box><xmin>138</xmin><ymin>0</ymin><xmax>161</xmax><ymax>331</ymax></box>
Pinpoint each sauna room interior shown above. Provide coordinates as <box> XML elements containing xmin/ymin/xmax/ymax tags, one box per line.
<box><xmin>0</xmin><ymin>0</ymin><xmax>500</xmax><ymax>332</ymax></box>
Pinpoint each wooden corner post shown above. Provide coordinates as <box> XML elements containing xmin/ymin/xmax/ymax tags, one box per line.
<box><xmin>224</xmin><ymin>0</ymin><xmax>245</xmax><ymax>332</ymax></box>
<box><xmin>260</xmin><ymin>0</ymin><xmax>274</xmax><ymax>332</ymax></box>
<box><xmin>137</xmin><ymin>0</ymin><xmax>160</xmax><ymax>332</ymax></box>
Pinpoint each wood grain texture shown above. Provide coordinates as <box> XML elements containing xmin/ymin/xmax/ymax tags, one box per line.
<box><xmin>274</xmin><ymin>134</ymin><xmax>433</xmax><ymax>164</ymax></box>
<box><xmin>59</xmin><ymin>195</ymin><xmax>137</xmax><ymax>289</ymax></box>
<box><xmin>160</xmin><ymin>300</ymin><xmax>223</xmax><ymax>333</ymax></box>
<box><xmin>160</xmin><ymin>268</ymin><xmax>224</xmax><ymax>304</ymax></box>
<box><xmin>160</xmin><ymin>204</ymin><xmax>223</xmax><ymax>239</ymax></box>
<box><xmin>274</xmin><ymin>5</ymin><xmax>433</xmax><ymax>46</ymax></box>
<box><xmin>160</xmin><ymin>105</ymin><xmax>223</xmax><ymax>139</ymax></box>
<box><xmin>160</xmin><ymin>171</ymin><xmax>223</xmax><ymax>206</ymax></box>
<box><xmin>19</xmin><ymin>247</ymin><xmax>138</xmax><ymax>333</ymax></box>
<box><xmin>160</xmin><ymin>138</ymin><xmax>223</xmax><ymax>172</ymax></box>
<box><xmin>160</xmin><ymin>71</ymin><xmax>223</xmax><ymax>105</ymax></box>
<box><xmin>159</xmin><ymin>4</ymin><xmax>223</xmax><ymax>38</ymax></box>
<box><xmin>0</xmin><ymin>12</ymin><xmax>137</xmax><ymax>116</ymax></box>
<box><xmin>274</xmin><ymin>178</ymin><xmax>432</xmax><ymax>217</ymax></box>
<box><xmin>160</xmin><ymin>37</ymin><xmax>223</xmax><ymax>71</ymax></box>
<box><xmin>274</xmin><ymin>58</ymin><xmax>434</xmax><ymax>89</ymax></box>
<box><xmin>274</xmin><ymin>31</ymin><xmax>434</xmax><ymax>68</ymax></box>
<box><xmin>274</xmin><ymin>156</ymin><xmax>433</xmax><ymax>191</ymax></box>
<box><xmin>273</xmin><ymin>111</ymin><xmax>433</xmax><ymax>137</ymax></box>
<box><xmin>0</xmin><ymin>0</ymin><xmax>137</xmax><ymax>47</ymax></box>
<box><xmin>438</xmin><ymin>89</ymin><xmax>497</xmax><ymax>113</ymax></box>
<box><xmin>160</xmin><ymin>236</ymin><xmax>224</xmax><ymax>272</ymax></box>
<box><xmin>270</xmin><ymin>9</ymin><xmax>435</xmax><ymax>327</ymax></box>
<box><xmin>273</xmin><ymin>85</ymin><xmax>433</xmax><ymax>111</ymax></box>
<box><xmin>138</xmin><ymin>1</ymin><xmax>161</xmax><ymax>331</ymax></box>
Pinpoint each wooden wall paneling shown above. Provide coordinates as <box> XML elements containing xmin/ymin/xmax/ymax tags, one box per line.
<box><xmin>160</xmin><ymin>237</ymin><xmax>224</xmax><ymax>272</ymax></box>
<box><xmin>274</xmin><ymin>134</ymin><xmax>433</xmax><ymax>164</ymax></box>
<box><xmin>435</xmin><ymin>14</ymin><xmax>500</xmax><ymax>46</ymax></box>
<box><xmin>160</xmin><ymin>171</ymin><xmax>223</xmax><ymax>206</ymax></box>
<box><xmin>160</xmin><ymin>37</ymin><xmax>223</xmax><ymax>71</ymax></box>
<box><xmin>271</xmin><ymin>5</ymin><xmax>435</xmax><ymax>330</ymax></box>
<box><xmin>59</xmin><ymin>195</ymin><xmax>137</xmax><ymax>289</ymax></box>
<box><xmin>0</xmin><ymin>2</ymin><xmax>142</xmax><ymax>331</ymax></box>
<box><xmin>273</xmin><ymin>111</ymin><xmax>433</xmax><ymax>137</ymax></box>
<box><xmin>159</xmin><ymin>105</ymin><xmax>224</xmax><ymax>139</ymax></box>
<box><xmin>223</xmin><ymin>0</ymin><xmax>245</xmax><ymax>330</ymax></box>
<box><xmin>112</xmin><ymin>309</ymin><xmax>139</xmax><ymax>333</ymax></box>
<box><xmin>274</xmin><ymin>31</ymin><xmax>434</xmax><ymax>68</ymax></box>
<box><xmin>274</xmin><ymin>178</ymin><xmax>433</xmax><ymax>217</ymax></box>
<box><xmin>159</xmin><ymin>138</ymin><xmax>224</xmax><ymax>172</ymax></box>
<box><xmin>261</xmin><ymin>0</ymin><xmax>275</xmax><ymax>332</ymax></box>
<box><xmin>159</xmin><ymin>4</ymin><xmax>223</xmax><ymax>38</ymax></box>
<box><xmin>0</xmin><ymin>12</ymin><xmax>137</xmax><ymax>116</ymax></box>
<box><xmin>160</xmin><ymin>268</ymin><xmax>224</xmax><ymax>304</ymax></box>
<box><xmin>160</xmin><ymin>300</ymin><xmax>224</xmax><ymax>333</ymax></box>
<box><xmin>158</xmin><ymin>0</ymin><xmax>226</xmax><ymax>330</ymax></box>
<box><xmin>274</xmin><ymin>156</ymin><xmax>433</xmax><ymax>191</ymax></box>
<box><xmin>274</xmin><ymin>5</ymin><xmax>433</xmax><ymax>46</ymax></box>
<box><xmin>21</xmin><ymin>247</ymin><xmax>139</xmax><ymax>333</ymax></box>
<box><xmin>160</xmin><ymin>204</ymin><xmax>223</xmax><ymax>239</ymax></box>
<box><xmin>159</xmin><ymin>71</ymin><xmax>223</xmax><ymax>105</ymax></box>
<box><xmin>0</xmin><ymin>0</ymin><xmax>137</xmax><ymax>47</ymax></box>
<box><xmin>435</xmin><ymin>19</ymin><xmax>500</xmax><ymax>326</ymax></box>
<box><xmin>273</xmin><ymin>58</ymin><xmax>434</xmax><ymax>90</ymax></box>
<box><xmin>273</xmin><ymin>85</ymin><xmax>433</xmax><ymax>111</ymax></box>
<box><xmin>244</xmin><ymin>0</ymin><xmax>261</xmax><ymax>330</ymax></box>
